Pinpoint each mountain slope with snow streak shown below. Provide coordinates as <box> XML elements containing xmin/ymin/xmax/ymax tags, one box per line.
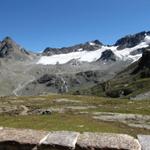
<box><xmin>37</xmin><ymin>35</ymin><xmax>150</xmax><ymax>65</ymax></box>
<box><xmin>37</xmin><ymin>47</ymin><xmax>107</xmax><ymax>65</ymax></box>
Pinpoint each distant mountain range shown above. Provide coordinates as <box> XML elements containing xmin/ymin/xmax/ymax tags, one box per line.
<box><xmin>38</xmin><ymin>31</ymin><xmax>150</xmax><ymax>65</ymax></box>
<box><xmin>0</xmin><ymin>31</ymin><xmax>150</xmax><ymax>99</ymax></box>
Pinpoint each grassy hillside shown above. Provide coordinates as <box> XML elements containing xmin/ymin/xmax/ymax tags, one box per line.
<box><xmin>76</xmin><ymin>49</ymin><xmax>150</xmax><ymax>99</ymax></box>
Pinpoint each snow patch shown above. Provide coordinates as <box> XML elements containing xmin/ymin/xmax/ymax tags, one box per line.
<box><xmin>37</xmin><ymin>46</ymin><xmax>107</xmax><ymax>65</ymax></box>
<box><xmin>77</xmin><ymin>48</ymin><xmax>83</xmax><ymax>52</ymax></box>
<box><xmin>144</xmin><ymin>35</ymin><xmax>150</xmax><ymax>44</ymax></box>
<box><xmin>89</xmin><ymin>42</ymin><xmax>95</xmax><ymax>46</ymax></box>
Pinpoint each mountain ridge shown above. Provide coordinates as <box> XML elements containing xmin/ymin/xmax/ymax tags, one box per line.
<box><xmin>37</xmin><ymin>31</ymin><xmax>150</xmax><ymax>65</ymax></box>
<box><xmin>0</xmin><ymin>31</ymin><xmax>150</xmax><ymax>98</ymax></box>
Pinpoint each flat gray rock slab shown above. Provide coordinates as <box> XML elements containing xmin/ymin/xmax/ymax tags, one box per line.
<box><xmin>138</xmin><ymin>135</ymin><xmax>150</xmax><ymax>150</ymax></box>
<box><xmin>92</xmin><ymin>112</ymin><xmax>150</xmax><ymax>130</ymax></box>
<box><xmin>0</xmin><ymin>127</ymin><xmax>48</xmax><ymax>145</ymax></box>
<box><xmin>53</xmin><ymin>98</ymin><xmax>81</xmax><ymax>103</ymax></box>
<box><xmin>39</xmin><ymin>131</ymin><xmax>80</xmax><ymax>150</ymax></box>
<box><xmin>76</xmin><ymin>132</ymin><xmax>141</xmax><ymax>150</ymax></box>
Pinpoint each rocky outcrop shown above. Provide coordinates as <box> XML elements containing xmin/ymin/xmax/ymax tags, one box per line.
<box><xmin>99</xmin><ymin>49</ymin><xmax>116</xmax><ymax>61</ymax></box>
<box><xmin>138</xmin><ymin>48</ymin><xmax>150</xmax><ymax>69</ymax></box>
<box><xmin>130</xmin><ymin>48</ymin><xmax>144</xmax><ymax>56</ymax></box>
<box><xmin>34</xmin><ymin>70</ymin><xmax>101</xmax><ymax>95</ymax></box>
<box><xmin>0</xmin><ymin>127</ymin><xmax>143</xmax><ymax>150</ymax></box>
<box><xmin>37</xmin><ymin>74</ymin><xmax>68</xmax><ymax>93</ymax></box>
<box><xmin>132</xmin><ymin>48</ymin><xmax>150</xmax><ymax>75</ymax></box>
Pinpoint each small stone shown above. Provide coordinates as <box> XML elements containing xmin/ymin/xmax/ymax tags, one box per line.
<box><xmin>76</xmin><ymin>132</ymin><xmax>141</xmax><ymax>150</ymax></box>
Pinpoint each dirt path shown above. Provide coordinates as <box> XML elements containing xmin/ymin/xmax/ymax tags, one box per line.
<box><xmin>12</xmin><ymin>65</ymin><xmax>36</xmax><ymax>96</ymax></box>
<box><xmin>13</xmin><ymin>76</ymin><xmax>35</xmax><ymax>96</ymax></box>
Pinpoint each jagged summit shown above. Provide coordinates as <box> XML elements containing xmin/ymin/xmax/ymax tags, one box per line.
<box><xmin>3</xmin><ymin>36</ymin><xmax>13</xmax><ymax>41</ymax></box>
<box><xmin>115</xmin><ymin>31</ymin><xmax>150</xmax><ymax>50</ymax></box>
<box><xmin>92</xmin><ymin>39</ymin><xmax>102</xmax><ymax>45</ymax></box>
<box><xmin>42</xmin><ymin>40</ymin><xmax>103</xmax><ymax>56</ymax></box>
<box><xmin>0</xmin><ymin>36</ymin><xmax>31</xmax><ymax>60</ymax></box>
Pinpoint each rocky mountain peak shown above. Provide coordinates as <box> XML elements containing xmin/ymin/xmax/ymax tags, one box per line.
<box><xmin>1</xmin><ymin>36</ymin><xmax>18</xmax><ymax>48</ymax></box>
<box><xmin>3</xmin><ymin>36</ymin><xmax>13</xmax><ymax>41</ymax></box>
<box><xmin>93</xmin><ymin>40</ymin><xmax>102</xmax><ymax>45</ymax></box>
<box><xmin>88</xmin><ymin>40</ymin><xmax>103</xmax><ymax>45</ymax></box>
<box><xmin>0</xmin><ymin>36</ymin><xmax>31</xmax><ymax>60</ymax></box>
<box><xmin>115</xmin><ymin>31</ymin><xmax>150</xmax><ymax>50</ymax></box>
<box><xmin>1</xmin><ymin>36</ymin><xmax>18</xmax><ymax>45</ymax></box>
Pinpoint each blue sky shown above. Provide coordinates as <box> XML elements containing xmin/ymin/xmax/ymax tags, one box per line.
<box><xmin>0</xmin><ymin>0</ymin><xmax>150</xmax><ymax>51</ymax></box>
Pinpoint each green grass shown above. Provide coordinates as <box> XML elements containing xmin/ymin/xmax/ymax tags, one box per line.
<box><xmin>1</xmin><ymin>94</ymin><xmax>150</xmax><ymax>115</ymax></box>
<box><xmin>0</xmin><ymin>113</ymin><xmax>149</xmax><ymax>137</ymax></box>
<box><xmin>0</xmin><ymin>94</ymin><xmax>150</xmax><ymax>137</ymax></box>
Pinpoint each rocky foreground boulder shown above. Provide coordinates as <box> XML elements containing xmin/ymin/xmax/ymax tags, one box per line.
<box><xmin>0</xmin><ymin>127</ymin><xmax>143</xmax><ymax>150</ymax></box>
<box><xmin>76</xmin><ymin>132</ymin><xmax>141</xmax><ymax>150</ymax></box>
<box><xmin>138</xmin><ymin>135</ymin><xmax>150</xmax><ymax>150</ymax></box>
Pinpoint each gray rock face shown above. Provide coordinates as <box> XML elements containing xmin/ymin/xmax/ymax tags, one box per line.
<box><xmin>76</xmin><ymin>132</ymin><xmax>141</xmax><ymax>150</ymax></box>
<box><xmin>32</xmin><ymin>70</ymin><xmax>105</xmax><ymax>95</ymax></box>
<box><xmin>137</xmin><ymin>48</ymin><xmax>150</xmax><ymax>69</ymax></box>
<box><xmin>130</xmin><ymin>48</ymin><xmax>144</xmax><ymax>56</ymax></box>
<box><xmin>138</xmin><ymin>135</ymin><xmax>150</xmax><ymax>150</ymax></box>
<box><xmin>39</xmin><ymin>131</ymin><xmax>79</xmax><ymax>150</ymax></box>
<box><xmin>37</xmin><ymin>74</ymin><xmax>69</xmax><ymax>93</ymax></box>
<box><xmin>132</xmin><ymin>48</ymin><xmax>150</xmax><ymax>76</ymax></box>
<box><xmin>99</xmin><ymin>49</ymin><xmax>116</xmax><ymax>61</ymax></box>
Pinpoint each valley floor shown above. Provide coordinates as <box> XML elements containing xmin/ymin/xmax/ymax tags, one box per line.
<box><xmin>0</xmin><ymin>94</ymin><xmax>150</xmax><ymax>137</ymax></box>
